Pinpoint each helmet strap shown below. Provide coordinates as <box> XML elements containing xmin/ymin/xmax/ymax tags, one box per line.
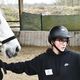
<box><xmin>51</xmin><ymin>41</ymin><xmax>63</xmax><ymax>53</ymax></box>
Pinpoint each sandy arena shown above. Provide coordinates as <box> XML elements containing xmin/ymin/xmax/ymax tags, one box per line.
<box><xmin>0</xmin><ymin>46</ymin><xmax>80</xmax><ymax>80</ymax></box>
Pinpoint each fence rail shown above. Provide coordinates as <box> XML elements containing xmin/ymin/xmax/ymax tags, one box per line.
<box><xmin>19</xmin><ymin>31</ymin><xmax>80</xmax><ymax>46</ymax></box>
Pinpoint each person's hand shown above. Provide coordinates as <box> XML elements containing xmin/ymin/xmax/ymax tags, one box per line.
<box><xmin>0</xmin><ymin>60</ymin><xmax>7</xmax><ymax>74</ymax></box>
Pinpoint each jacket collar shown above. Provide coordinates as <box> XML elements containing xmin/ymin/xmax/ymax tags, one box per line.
<box><xmin>46</xmin><ymin>48</ymin><xmax>67</xmax><ymax>56</ymax></box>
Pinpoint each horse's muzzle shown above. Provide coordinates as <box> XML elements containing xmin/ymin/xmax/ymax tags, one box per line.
<box><xmin>6</xmin><ymin>49</ymin><xmax>17</xmax><ymax>58</ymax></box>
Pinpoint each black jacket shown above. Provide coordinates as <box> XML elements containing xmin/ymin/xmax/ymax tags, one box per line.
<box><xmin>0</xmin><ymin>69</ymin><xmax>3</xmax><ymax>80</ymax></box>
<box><xmin>4</xmin><ymin>48</ymin><xmax>80</xmax><ymax>80</ymax></box>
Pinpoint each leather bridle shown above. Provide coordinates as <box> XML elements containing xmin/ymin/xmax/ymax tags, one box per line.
<box><xmin>2</xmin><ymin>36</ymin><xmax>16</xmax><ymax>44</ymax></box>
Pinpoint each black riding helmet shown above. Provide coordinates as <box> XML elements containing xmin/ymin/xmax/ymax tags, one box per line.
<box><xmin>48</xmin><ymin>25</ymin><xmax>71</xmax><ymax>44</ymax></box>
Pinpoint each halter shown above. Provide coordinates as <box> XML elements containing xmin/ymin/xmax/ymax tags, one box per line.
<box><xmin>0</xmin><ymin>36</ymin><xmax>16</xmax><ymax>74</ymax></box>
<box><xmin>2</xmin><ymin>36</ymin><xmax>16</xmax><ymax>44</ymax></box>
<box><xmin>1</xmin><ymin>36</ymin><xmax>16</xmax><ymax>74</ymax></box>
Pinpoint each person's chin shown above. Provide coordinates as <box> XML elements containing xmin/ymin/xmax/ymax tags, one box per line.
<box><xmin>60</xmin><ymin>48</ymin><xmax>65</xmax><ymax>52</ymax></box>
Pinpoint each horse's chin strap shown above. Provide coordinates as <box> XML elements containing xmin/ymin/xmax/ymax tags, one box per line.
<box><xmin>2</xmin><ymin>36</ymin><xmax>16</xmax><ymax>44</ymax></box>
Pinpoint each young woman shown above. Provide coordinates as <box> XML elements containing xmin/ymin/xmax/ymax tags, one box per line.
<box><xmin>1</xmin><ymin>25</ymin><xmax>80</xmax><ymax>80</ymax></box>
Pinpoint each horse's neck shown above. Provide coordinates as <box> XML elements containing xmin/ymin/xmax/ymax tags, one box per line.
<box><xmin>0</xmin><ymin>12</ymin><xmax>14</xmax><ymax>41</ymax></box>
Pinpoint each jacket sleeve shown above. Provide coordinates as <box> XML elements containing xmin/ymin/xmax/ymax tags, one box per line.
<box><xmin>4</xmin><ymin>55</ymin><xmax>42</xmax><ymax>75</ymax></box>
<box><xmin>77</xmin><ymin>53</ymin><xmax>80</xmax><ymax>66</ymax></box>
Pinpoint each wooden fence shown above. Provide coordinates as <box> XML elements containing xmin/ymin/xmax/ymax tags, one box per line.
<box><xmin>19</xmin><ymin>31</ymin><xmax>80</xmax><ymax>46</ymax></box>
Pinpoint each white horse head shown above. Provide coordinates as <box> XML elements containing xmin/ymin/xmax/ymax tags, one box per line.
<box><xmin>0</xmin><ymin>10</ymin><xmax>21</xmax><ymax>58</ymax></box>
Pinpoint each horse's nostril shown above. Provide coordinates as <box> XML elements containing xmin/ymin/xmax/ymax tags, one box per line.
<box><xmin>6</xmin><ymin>49</ymin><xmax>11</xmax><ymax>58</ymax></box>
<box><xmin>16</xmin><ymin>47</ymin><xmax>19</xmax><ymax>52</ymax></box>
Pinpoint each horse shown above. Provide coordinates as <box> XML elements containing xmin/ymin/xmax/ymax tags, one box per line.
<box><xmin>0</xmin><ymin>10</ymin><xmax>21</xmax><ymax>58</ymax></box>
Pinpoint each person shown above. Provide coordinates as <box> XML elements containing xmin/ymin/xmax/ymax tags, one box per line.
<box><xmin>0</xmin><ymin>25</ymin><xmax>80</xmax><ymax>80</ymax></box>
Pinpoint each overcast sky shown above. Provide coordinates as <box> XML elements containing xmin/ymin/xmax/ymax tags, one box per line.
<box><xmin>0</xmin><ymin>0</ymin><xmax>56</xmax><ymax>4</ymax></box>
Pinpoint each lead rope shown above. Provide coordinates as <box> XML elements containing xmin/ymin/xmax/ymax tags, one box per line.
<box><xmin>2</xmin><ymin>62</ymin><xmax>7</xmax><ymax>74</ymax></box>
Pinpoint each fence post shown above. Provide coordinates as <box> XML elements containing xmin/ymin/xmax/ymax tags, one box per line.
<box><xmin>40</xmin><ymin>13</ymin><xmax>43</xmax><ymax>30</ymax></box>
<box><xmin>18</xmin><ymin>0</ymin><xmax>23</xmax><ymax>30</ymax></box>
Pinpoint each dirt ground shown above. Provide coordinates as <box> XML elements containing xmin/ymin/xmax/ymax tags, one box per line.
<box><xmin>0</xmin><ymin>46</ymin><xmax>80</xmax><ymax>80</ymax></box>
